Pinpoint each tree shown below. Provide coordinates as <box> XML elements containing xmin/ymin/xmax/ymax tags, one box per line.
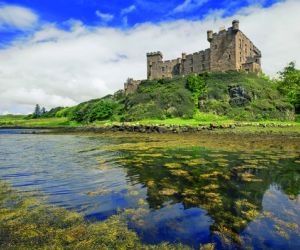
<box><xmin>33</xmin><ymin>104</ymin><xmax>41</xmax><ymax>118</ymax></box>
<box><xmin>277</xmin><ymin>62</ymin><xmax>300</xmax><ymax>113</ymax></box>
<box><xmin>41</xmin><ymin>107</ymin><xmax>46</xmax><ymax>115</ymax></box>
<box><xmin>88</xmin><ymin>100</ymin><xmax>116</xmax><ymax>122</ymax></box>
<box><xmin>186</xmin><ymin>74</ymin><xmax>207</xmax><ymax>109</ymax></box>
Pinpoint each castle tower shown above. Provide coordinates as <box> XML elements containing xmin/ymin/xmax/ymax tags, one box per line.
<box><xmin>208</xmin><ymin>22</ymin><xmax>238</xmax><ymax>72</ymax></box>
<box><xmin>147</xmin><ymin>52</ymin><xmax>163</xmax><ymax>80</ymax></box>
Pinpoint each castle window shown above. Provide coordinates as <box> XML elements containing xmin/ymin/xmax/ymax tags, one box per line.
<box><xmin>190</xmin><ymin>67</ymin><xmax>193</xmax><ymax>72</ymax></box>
<box><xmin>202</xmin><ymin>55</ymin><xmax>205</xmax><ymax>61</ymax></box>
<box><xmin>202</xmin><ymin>64</ymin><xmax>205</xmax><ymax>69</ymax></box>
<box><xmin>162</xmin><ymin>67</ymin><xmax>165</xmax><ymax>72</ymax></box>
<box><xmin>214</xmin><ymin>45</ymin><xmax>217</xmax><ymax>49</ymax></box>
<box><xmin>228</xmin><ymin>54</ymin><xmax>231</xmax><ymax>60</ymax></box>
<box><xmin>240</xmin><ymin>57</ymin><xmax>242</xmax><ymax>62</ymax></box>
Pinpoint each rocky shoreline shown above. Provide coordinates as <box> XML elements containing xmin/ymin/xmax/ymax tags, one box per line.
<box><xmin>0</xmin><ymin>122</ymin><xmax>295</xmax><ymax>134</ymax></box>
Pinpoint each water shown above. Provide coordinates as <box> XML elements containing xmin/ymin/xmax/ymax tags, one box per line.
<box><xmin>0</xmin><ymin>129</ymin><xmax>299</xmax><ymax>249</ymax></box>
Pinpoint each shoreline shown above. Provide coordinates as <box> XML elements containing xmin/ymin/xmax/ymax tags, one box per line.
<box><xmin>0</xmin><ymin>122</ymin><xmax>299</xmax><ymax>136</ymax></box>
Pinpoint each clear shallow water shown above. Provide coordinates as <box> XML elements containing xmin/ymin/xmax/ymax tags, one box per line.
<box><xmin>0</xmin><ymin>129</ymin><xmax>300</xmax><ymax>249</ymax></box>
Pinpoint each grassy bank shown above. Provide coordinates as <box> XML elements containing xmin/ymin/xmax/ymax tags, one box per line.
<box><xmin>1</xmin><ymin>115</ymin><xmax>300</xmax><ymax>135</ymax></box>
<box><xmin>0</xmin><ymin>116</ymin><xmax>78</xmax><ymax>127</ymax></box>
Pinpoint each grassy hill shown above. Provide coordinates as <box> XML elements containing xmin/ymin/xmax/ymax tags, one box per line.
<box><xmin>44</xmin><ymin>71</ymin><xmax>293</xmax><ymax>123</ymax></box>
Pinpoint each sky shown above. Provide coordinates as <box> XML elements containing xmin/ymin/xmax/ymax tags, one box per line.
<box><xmin>0</xmin><ymin>0</ymin><xmax>300</xmax><ymax>114</ymax></box>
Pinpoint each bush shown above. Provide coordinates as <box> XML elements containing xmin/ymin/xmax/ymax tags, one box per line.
<box><xmin>277</xmin><ymin>62</ymin><xmax>300</xmax><ymax>113</ymax></box>
<box><xmin>124</xmin><ymin>78</ymin><xmax>194</xmax><ymax>121</ymax></box>
<box><xmin>88</xmin><ymin>100</ymin><xmax>117</xmax><ymax>122</ymax></box>
<box><xmin>186</xmin><ymin>74</ymin><xmax>207</xmax><ymax>107</ymax></box>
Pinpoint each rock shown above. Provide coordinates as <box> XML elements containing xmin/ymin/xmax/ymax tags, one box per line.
<box><xmin>228</xmin><ymin>85</ymin><xmax>251</xmax><ymax>107</ymax></box>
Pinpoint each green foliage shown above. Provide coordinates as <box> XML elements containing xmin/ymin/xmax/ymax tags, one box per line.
<box><xmin>198</xmin><ymin>71</ymin><xmax>294</xmax><ymax>121</ymax></box>
<box><xmin>64</xmin><ymin>96</ymin><xmax>118</xmax><ymax>123</ymax></box>
<box><xmin>55</xmin><ymin>106</ymin><xmax>76</xmax><ymax>118</ymax></box>
<box><xmin>193</xmin><ymin>111</ymin><xmax>229</xmax><ymax>122</ymax></box>
<box><xmin>14</xmin><ymin>68</ymin><xmax>297</xmax><ymax>124</ymax></box>
<box><xmin>88</xmin><ymin>100</ymin><xmax>117</xmax><ymax>122</ymax></box>
<box><xmin>32</xmin><ymin>104</ymin><xmax>41</xmax><ymax>118</ymax></box>
<box><xmin>41</xmin><ymin>107</ymin><xmax>64</xmax><ymax>118</ymax></box>
<box><xmin>124</xmin><ymin>77</ymin><xmax>194</xmax><ymax>121</ymax></box>
<box><xmin>186</xmin><ymin>74</ymin><xmax>207</xmax><ymax>107</ymax></box>
<box><xmin>277</xmin><ymin>62</ymin><xmax>300</xmax><ymax>113</ymax></box>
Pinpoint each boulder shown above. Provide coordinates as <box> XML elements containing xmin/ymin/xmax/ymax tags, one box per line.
<box><xmin>228</xmin><ymin>85</ymin><xmax>251</xmax><ymax>107</ymax></box>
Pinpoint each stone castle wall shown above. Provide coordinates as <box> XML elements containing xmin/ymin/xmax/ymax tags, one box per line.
<box><xmin>124</xmin><ymin>78</ymin><xmax>141</xmax><ymax>95</ymax></box>
<box><xmin>235</xmin><ymin>30</ymin><xmax>261</xmax><ymax>73</ymax></box>
<box><xmin>124</xmin><ymin>20</ymin><xmax>262</xmax><ymax>94</ymax></box>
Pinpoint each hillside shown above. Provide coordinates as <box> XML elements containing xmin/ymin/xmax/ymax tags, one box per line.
<box><xmin>42</xmin><ymin>71</ymin><xmax>294</xmax><ymax>123</ymax></box>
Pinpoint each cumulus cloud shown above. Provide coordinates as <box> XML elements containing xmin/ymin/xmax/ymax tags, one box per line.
<box><xmin>95</xmin><ymin>10</ymin><xmax>114</xmax><ymax>22</ymax></box>
<box><xmin>0</xmin><ymin>4</ymin><xmax>38</xmax><ymax>30</ymax></box>
<box><xmin>120</xmin><ymin>5</ymin><xmax>136</xmax><ymax>16</ymax></box>
<box><xmin>173</xmin><ymin>0</ymin><xmax>209</xmax><ymax>13</ymax></box>
<box><xmin>0</xmin><ymin>0</ymin><xmax>300</xmax><ymax>114</ymax></box>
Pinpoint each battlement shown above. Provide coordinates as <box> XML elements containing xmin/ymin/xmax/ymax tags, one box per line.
<box><xmin>146</xmin><ymin>51</ymin><xmax>163</xmax><ymax>57</ymax></box>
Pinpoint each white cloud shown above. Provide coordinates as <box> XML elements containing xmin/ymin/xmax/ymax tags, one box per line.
<box><xmin>95</xmin><ymin>10</ymin><xmax>114</xmax><ymax>22</ymax></box>
<box><xmin>0</xmin><ymin>4</ymin><xmax>38</xmax><ymax>30</ymax></box>
<box><xmin>0</xmin><ymin>0</ymin><xmax>300</xmax><ymax>114</ymax></box>
<box><xmin>173</xmin><ymin>0</ymin><xmax>209</xmax><ymax>13</ymax></box>
<box><xmin>120</xmin><ymin>5</ymin><xmax>136</xmax><ymax>16</ymax></box>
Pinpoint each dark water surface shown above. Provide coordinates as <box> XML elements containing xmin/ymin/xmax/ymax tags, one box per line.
<box><xmin>0</xmin><ymin>129</ymin><xmax>299</xmax><ymax>249</ymax></box>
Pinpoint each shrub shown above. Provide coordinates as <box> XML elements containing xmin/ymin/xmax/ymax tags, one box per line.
<box><xmin>124</xmin><ymin>78</ymin><xmax>194</xmax><ymax>121</ymax></box>
<box><xmin>186</xmin><ymin>74</ymin><xmax>207</xmax><ymax>107</ymax></box>
<box><xmin>88</xmin><ymin>100</ymin><xmax>117</xmax><ymax>122</ymax></box>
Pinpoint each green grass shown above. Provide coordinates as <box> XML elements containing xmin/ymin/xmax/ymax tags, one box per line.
<box><xmin>0</xmin><ymin>117</ymin><xmax>79</xmax><ymax>127</ymax></box>
<box><xmin>92</xmin><ymin>111</ymin><xmax>298</xmax><ymax>127</ymax></box>
<box><xmin>1</xmin><ymin>115</ymin><xmax>300</xmax><ymax>135</ymax></box>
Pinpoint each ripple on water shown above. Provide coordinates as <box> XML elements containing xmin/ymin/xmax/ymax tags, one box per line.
<box><xmin>0</xmin><ymin>130</ymin><xmax>299</xmax><ymax>249</ymax></box>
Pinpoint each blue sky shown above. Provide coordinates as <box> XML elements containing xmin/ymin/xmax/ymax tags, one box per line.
<box><xmin>0</xmin><ymin>0</ymin><xmax>299</xmax><ymax>114</ymax></box>
<box><xmin>1</xmin><ymin>0</ymin><xmax>280</xmax><ymax>46</ymax></box>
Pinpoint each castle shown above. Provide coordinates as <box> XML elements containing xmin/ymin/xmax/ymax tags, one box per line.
<box><xmin>124</xmin><ymin>20</ymin><xmax>261</xmax><ymax>94</ymax></box>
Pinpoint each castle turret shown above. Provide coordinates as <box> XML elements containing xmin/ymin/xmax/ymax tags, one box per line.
<box><xmin>147</xmin><ymin>51</ymin><xmax>163</xmax><ymax>80</ymax></box>
<box><xmin>207</xmin><ymin>30</ymin><xmax>213</xmax><ymax>42</ymax></box>
<box><xmin>232</xmin><ymin>20</ymin><xmax>239</xmax><ymax>31</ymax></box>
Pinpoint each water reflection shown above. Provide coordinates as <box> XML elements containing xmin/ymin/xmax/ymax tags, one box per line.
<box><xmin>104</xmin><ymin>134</ymin><xmax>300</xmax><ymax>249</ymax></box>
<box><xmin>0</xmin><ymin>131</ymin><xmax>299</xmax><ymax>249</ymax></box>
